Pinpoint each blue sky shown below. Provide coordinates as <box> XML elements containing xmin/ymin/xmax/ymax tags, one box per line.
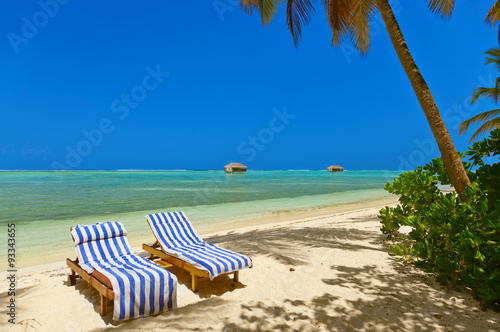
<box><xmin>0</xmin><ymin>1</ymin><xmax>498</xmax><ymax>170</ymax></box>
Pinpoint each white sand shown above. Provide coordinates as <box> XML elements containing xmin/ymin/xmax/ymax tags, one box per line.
<box><xmin>1</xmin><ymin>204</ymin><xmax>498</xmax><ymax>331</ymax></box>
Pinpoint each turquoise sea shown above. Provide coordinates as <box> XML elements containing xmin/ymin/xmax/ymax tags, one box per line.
<box><xmin>0</xmin><ymin>170</ymin><xmax>401</xmax><ymax>266</ymax></box>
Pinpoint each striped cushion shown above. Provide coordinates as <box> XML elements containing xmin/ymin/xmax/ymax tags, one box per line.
<box><xmin>146</xmin><ymin>212</ymin><xmax>252</xmax><ymax>280</ymax></box>
<box><xmin>71</xmin><ymin>222</ymin><xmax>177</xmax><ymax>321</ymax></box>
<box><xmin>146</xmin><ymin>211</ymin><xmax>204</xmax><ymax>248</ymax></box>
<box><xmin>72</xmin><ymin>223</ymin><xmax>132</xmax><ymax>268</ymax></box>
<box><xmin>72</xmin><ymin>221</ymin><xmax>127</xmax><ymax>246</ymax></box>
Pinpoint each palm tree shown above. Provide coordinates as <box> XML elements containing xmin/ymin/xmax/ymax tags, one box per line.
<box><xmin>459</xmin><ymin>48</ymin><xmax>500</xmax><ymax>142</ymax></box>
<box><xmin>238</xmin><ymin>0</ymin><xmax>471</xmax><ymax>194</ymax></box>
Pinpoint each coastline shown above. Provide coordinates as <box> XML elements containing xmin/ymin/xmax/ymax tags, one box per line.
<box><xmin>1</xmin><ymin>169</ymin><xmax>402</xmax><ymax>271</ymax></box>
<box><xmin>2</xmin><ymin>200</ymin><xmax>498</xmax><ymax>331</ymax></box>
<box><xmin>13</xmin><ymin>195</ymin><xmax>399</xmax><ymax>271</ymax></box>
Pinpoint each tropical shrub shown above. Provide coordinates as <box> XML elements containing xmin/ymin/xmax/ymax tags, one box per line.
<box><xmin>379</xmin><ymin>129</ymin><xmax>500</xmax><ymax>310</ymax></box>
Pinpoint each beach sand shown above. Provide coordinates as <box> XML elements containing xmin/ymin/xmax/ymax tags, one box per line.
<box><xmin>1</xmin><ymin>201</ymin><xmax>499</xmax><ymax>331</ymax></box>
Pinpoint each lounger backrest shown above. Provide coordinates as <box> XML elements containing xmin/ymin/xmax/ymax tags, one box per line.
<box><xmin>146</xmin><ymin>211</ymin><xmax>204</xmax><ymax>249</ymax></box>
<box><xmin>71</xmin><ymin>221</ymin><xmax>132</xmax><ymax>265</ymax></box>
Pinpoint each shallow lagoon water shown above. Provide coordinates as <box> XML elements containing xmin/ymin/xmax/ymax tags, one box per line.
<box><xmin>0</xmin><ymin>170</ymin><xmax>401</xmax><ymax>264</ymax></box>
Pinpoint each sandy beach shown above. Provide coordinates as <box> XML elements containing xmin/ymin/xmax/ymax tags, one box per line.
<box><xmin>2</xmin><ymin>202</ymin><xmax>499</xmax><ymax>331</ymax></box>
<box><xmin>4</xmin><ymin>0</ymin><xmax>499</xmax><ymax>330</ymax></box>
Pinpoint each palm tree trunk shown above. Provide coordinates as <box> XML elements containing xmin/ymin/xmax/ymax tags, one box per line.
<box><xmin>375</xmin><ymin>0</ymin><xmax>471</xmax><ymax>194</ymax></box>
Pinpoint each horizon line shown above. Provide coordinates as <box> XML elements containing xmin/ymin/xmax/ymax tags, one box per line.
<box><xmin>0</xmin><ymin>168</ymin><xmax>404</xmax><ymax>172</ymax></box>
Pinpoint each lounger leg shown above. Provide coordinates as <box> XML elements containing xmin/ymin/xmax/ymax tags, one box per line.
<box><xmin>192</xmin><ymin>274</ymin><xmax>198</xmax><ymax>292</ymax></box>
<box><xmin>100</xmin><ymin>294</ymin><xmax>106</xmax><ymax>316</ymax></box>
<box><xmin>68</xmin><ymin>274</ymin><xmax>76</xmax><ymax>286</ymax></box>
<box><xmin>105</xmin><ymin>295</ymin><xmax>109</xmax><ymax>316</ymax></box>
<box><xmin>234</xmin><ymin>271</ymin><xmax>239</xmax><ymax>283</ymax></box>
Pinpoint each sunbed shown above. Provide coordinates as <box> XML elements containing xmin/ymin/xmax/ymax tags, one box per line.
<box><xmin>143</xmin><ymin>211</ymin><xmax>253</xmax><ymax>292</ymax></box>
<box><xmin>66</xmin><ymin>221</ymin><xmax>177</xmax><ymax>320</ymax></box>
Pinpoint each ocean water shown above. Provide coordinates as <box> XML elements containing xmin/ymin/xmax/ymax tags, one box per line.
<box><xmin>0</xmin><ymin>170</ymin><xmax>401</xmax><ymax>265</ymax></box>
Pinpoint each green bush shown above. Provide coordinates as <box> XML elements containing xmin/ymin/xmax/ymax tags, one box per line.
<box><xmin>380</xmin><ymin>129</ymin><xmax>500</xmax><ymax>310</ymax></box>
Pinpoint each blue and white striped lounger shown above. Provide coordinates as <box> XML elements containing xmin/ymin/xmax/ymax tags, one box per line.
<box><xmin>69</xmin><ymin>221</ymin><xmax>177</xmax><ymax>321</ymax></box>
<box><xmin>143</xmin><ymin>212</ymin><xmax>252</xmax><ymax>291</ymax></box>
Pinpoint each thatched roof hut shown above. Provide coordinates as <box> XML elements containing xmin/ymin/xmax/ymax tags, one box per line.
<box><xmin>224</xmin><ymin>162</ymin><xmax>247</xmax><ymax>173</ymax></box>
<box><xmin>327</xmin><ymin>165</ymin><xmax>344</xmax><ymax>172</ymax></box>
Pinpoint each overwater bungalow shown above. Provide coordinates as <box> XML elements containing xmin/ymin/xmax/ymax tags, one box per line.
<box><xmin>224</xmin><ymin>162</ymin><xmax>248</xmax><ymax>173</ymax></box>
<box><xmin>327</xmin><ymin>165</ymin><xmax>344</xmax><ymax>172</ymax></box>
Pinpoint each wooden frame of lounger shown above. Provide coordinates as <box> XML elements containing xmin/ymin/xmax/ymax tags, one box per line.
<box><xmin>143</xmin><ymin>241</ymin><xmax>240</xmax><ymax>292</ymax></box>
<box><xmin>66</xmin><ymin>258</ymin><xmax>114</xmax><ymax>316</ymax></box>
<box><xmin>66</xmin><ymin>227</ymin><xmax>114</xmax><ymax>316</ymax></box>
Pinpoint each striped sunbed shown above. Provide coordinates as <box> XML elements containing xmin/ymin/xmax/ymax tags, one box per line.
<box><xmin>70</xmin><ymin>221</ymin><xmax>177</xmax><ymax>321</ymax></box>
<box><xmin>143</xmin><ymin>212</ymin><xmax>252</xmax><ymax>291</ymax></box>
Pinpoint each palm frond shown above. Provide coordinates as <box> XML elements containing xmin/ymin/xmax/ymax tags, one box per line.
<box><xmin>471</xmin><ymin>48</ymin><xmax>500</xmax><ymax>103</ymax></box>
<box><xmin>426</xmin><ymin>0</ymin><xmax>455</xmax><ymax>19</ymax></box>
<box><xmin>263</xmin><ymin>0</ymin><xmax>285</xmax><ymax>26</ymax></box>
<box><xmin>469</xmin><ymin>118</ymin><xmax>500</xmax><ymax>142</ymax></box>
<box><xmin>471</xmin><ymin>87</ymin><xmax>499</xmax><ymax>104</ymax></box>
<box><xmin>459</xmin><ymin>108</ymin><xmax>500</xmax><ymax>136</ymax></box>
<box><xmin>239</xmin><ymin>0</ymin><xmax>284</xmax><ymax>26</ymax></box>
<box><xmin>322</xmin><ymin>0</ymin><xmax>351</xmax><ymax>47</ymax></box>
<box><xmin>484</xmin><ymin>47</ymin><xmax>500</xmax><ymax>72</ymax></box>
<box><xmin>286</xmin><ymin>0</ymin><xmax>316</xmax><ymax>47</ymax></box>
<box><xmin>240</xmin><ymin>0</ymin><xmax>261</xmax><ymax>16</ymax></box>
<box><xmin>486</xmin><ymin>1</ymin><xmax>500</xmax><ymax>43</ymax></box>
<box><xmin>496</xmin><ymin>77</ymin><xmax>500</xmax><ymax>103</ymax></box>
<box><xmin>486</xmin><ymin>0</ymin><xmax>500</xmax><ymax>26</ymax></box>
<box><xmin>349</xmin><ymin>0</ymin><xmax>377</xmax><ymax>54</ymax></box>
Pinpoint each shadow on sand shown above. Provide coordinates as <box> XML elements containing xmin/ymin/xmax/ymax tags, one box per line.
<box><xmin>84</xmin><ymin>213</ymin><xmax>498</xmax><ymax>331</ymax></box>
